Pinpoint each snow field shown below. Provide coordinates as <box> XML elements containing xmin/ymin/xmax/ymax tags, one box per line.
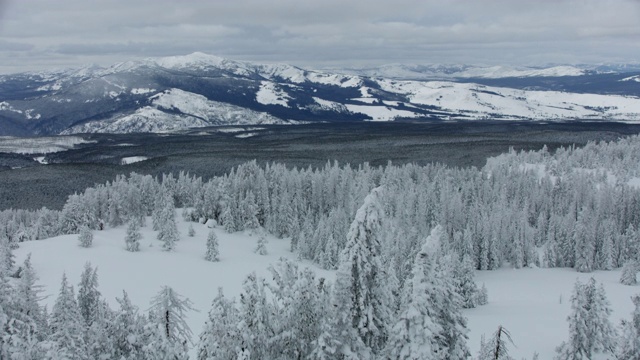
<box><xmin>13</xmin><ymin>212</ymin><xmax>334</xmax><ymax>357</ymax></box>
<box><xmin>468</xmin><ymin>267</ymin><xmax>638</xmax><ymax>359</ymax></box>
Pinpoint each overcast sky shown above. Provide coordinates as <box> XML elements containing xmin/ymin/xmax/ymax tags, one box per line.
<box><xmin>0</xmin><ymin>0</ymin><xmax>639</xmax><ymax>74</ymax></box>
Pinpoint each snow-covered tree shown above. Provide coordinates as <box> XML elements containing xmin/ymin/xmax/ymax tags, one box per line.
<box><xmin>555</xmin><ymin>278</ymin><xmax>616</xmax><ymax>359</ymax></box>
<box><xmin>157</xmin><ymin>214</ymin><xmax>180</xmax><ymax>252</ymax></box>
<box><xmin>111</xmin><ymin>290</ymin><xmax>147</xmax><ymax>359</ymax></box>
<box><xmin>78</xmin><ymin>225</ymin><xmax>93</xmax><ymax>248</ymax></box>
<box><xmin>125</xmin><ymin>220</ymin><xmax>142</xmax><ymax>252</ymax></box>
<box><xmin>267</xmin><ymin>259</ymin><xmax>329</xmax><ymax>359</ymax></box>
<box><xmin>383</xmin><ymin>230</ymin><xmax>444</xmax><ymax>359</ymax></box>
<box><xmin>455</xmin><ymin>254</ymin><xmax>485</xmax><ymax>309</ymax></box>
<box><xmin>197</xmin><ymin>288</ymin><xmax>241</xmax><ymax>360</ymax></box>
<box><xmin>188</xmin><ymin>224</ymin><xmax>195</xmax><ymax>237</ymax></box>
<box><xmin>237</xmin><ymin>272</ymin><xmax>274</xmax><ymax>359</ymax></box>
<box><xmin>617</xmin><ymin>294</ymin><xmax>640</xmax><ymax>360</ymax></box>
<box><xmin>477</xmin><ymin>326</ymin><xmax>515</xmax><ymax>360</ymax></box>
<box><xmin>49</xmin><ymin>273</ymin><xmax>87</xmax><ymax>360</ymax></box>
<box><xmin>145</xmin><ymin>286</ymin><xmax>196</xmax><ymax>360</ymax></box>
<box><xmin>331</xmin><ymin>187</ymin><xmax>392</xmax><ymax>355</ymax></box>
<box><xmin>77</xmin><ymin>262</ymin><xmax>101</xmax><ymax>327</ymax></box>
<box><xmin>205</xmin><ymin>229</ymin><xmax>220</xmax><ymax>262</ymax></box>
<box><xmin>620</xmin><ymin>260</ymin><xmax>638</xmax><ymax>286</ymax></box>
<box><xmin>254</xmin><ymin>232</ymin><xmax>268</xmax><ymax>255</ymax></box>
<box><xmin>0</xmin><ymin>235</ymin><xmax>14</xmax><ymax>276</ymax></box>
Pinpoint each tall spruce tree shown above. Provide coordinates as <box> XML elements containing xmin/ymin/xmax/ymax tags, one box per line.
<box><xmin>556</xmin><ymin>278</ymin><xmax>616</xmax><ymax>359</ymax></box>
<box><xmin>331</xmin><ymin>187</ymin><xmax>392</xmax><ymax>356</ymax></box>
<box><xmin>197</xmin><ymin>288</ymin><xmax>241</xmax><ymax>360</ymax></box>
<box><xmin>125</xmin><ymin>220</ymin><xmax>142</xmax><ymax>252</ymax></box>
<box><xmin>49</xmin><ymin>273</ymin><xmax>87</xmax><ymax>360</ymax></box>
<box><xmin>205</xmin><ymin>229</ymin><xmax>220</xmax><ymax>262</ymax></box>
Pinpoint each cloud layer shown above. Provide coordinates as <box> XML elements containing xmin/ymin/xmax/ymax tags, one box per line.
<box><xmin>1</xmin><ymin>0</ymin><xmax>639</xmax><ymax>73</ymax></box>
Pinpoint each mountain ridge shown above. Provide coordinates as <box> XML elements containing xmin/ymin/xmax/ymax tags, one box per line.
<box><xmin>1</xmin><ymin>52</ymin><xmax>640</xmax><ymax>136</ymax></box>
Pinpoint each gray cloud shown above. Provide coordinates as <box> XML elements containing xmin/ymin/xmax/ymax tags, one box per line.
<box><xmin>0</xmin><ymin>0</ymin><xmax>639</xmax><ymax>74</ymax></box>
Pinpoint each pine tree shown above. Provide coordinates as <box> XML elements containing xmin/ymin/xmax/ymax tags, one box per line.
<box><xmin>197</xmin><ymin>288</ymin><xmax>241</xmax><ymax>360</ymax></box>
<box><xmin>78</xmin><ymin>225</ymin><xmax>93</xmax><ymax>248</ymax></box>
<box><xmin>77</xmin><ymin>262</ymin><xmax>101</xmax><ymax>327</ymax></box>
<box><xmin>158</xmin><ymin>214</ymin><xmax>179</xmax><ymax>251</ymax></box>
<box><xmin>331</xmin><ymin>186</ymin><xmax>392</xmax><ymax>355</ymax></box>
<box><xmin>14</xmin><ymin>254</ymin><xmax>47</xmax><ymax>339</ymax></box>
<box><xmin>556</xmin><ymin>278</ymin><xmax>616</xmax><ymax>359</ymax></box>
<box><xmin>254</xmin><ymin>232</ymin><xmax>268</xmax><ymax>255</ymax></box>
<box><xmin>267</xmin><ymin>259</ymin><xmax>328</xmax><ymax>359</ymax></box>
<box><xmin>0</xmin><ymin>235</ymin><xmax>14</xmax><ymax>276</ymax></box>
<box><xmin>145</xmin><ymin>286</ymin><xmax>196</xmax><ymax>360</ymax></box>
<box><xmin>0</xmin><ymin>260</ymin><xmax>46</xmax><ymax>359</ymax></box>
<box><xmin>236</xmin><ymin>272</ymin><xmax>274</xmax><ymax>359</ymax></box>
<box><xmin>455</xmin><ymin>254</ymin><xmax>484</xmax><ymax>309</ymax></box>
<box><xmin>125</xmin><ymin>220</ymin><xmax>142</xmax><ymax>252</ymax></box>
<box><xmin>477</xmin><ymin>283</ymin><xmax>489</xmax><ymax>306</ymax></box>
<box><xmin>49</xmin><ymin>273</ymin><xmax>87</xmax><ymax>360</ymax></box>
<box><xmin>383</xmin><ymin>231</ymin><xmax>444</xmax><ymax>359</ymax></box>
<box><xmin>617</xmin><ymin>295</ymin><xmax>640</xmax><ymax>360</ymax></box>
<box><xmin>111</xmin><ymin>290</ymin><xmax>146</xmax><ymax>359</ymax></box>
<box><xmin>188</xmin><ymin>224</ymin><xmax>196</xmax><ymax>237</ymax></box>
<box><xmin>620</xmin><ymin>260</ymin><xmax>638</xmax><ymax>286</ymax></box>
<box><xmin>205</xmin><ymin>229</ymin><xmax>220</xmax><ymax>262</ymax></box>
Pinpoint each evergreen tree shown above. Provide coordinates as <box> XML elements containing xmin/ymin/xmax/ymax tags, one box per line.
<box><xmin>125</xmin><ymin>220</ymin><xmax>142</xmax><ymax>252</ymax></box>
<box><xmin>254</xmin><ymin>232</ymin><xmax>268</xmax><ymax>255</ymax></box>
<box><xmin>237</xmin><ymin>272</ymin><xmax>274</xmax><ymax>359</ymax></box>
<box><xmin>455</xmin><ymin>254</ymin><xmax>484</xmax><ymax>309</ymax></box>
<box><xmin>555</xmin><ymin>278</ymin><xmax>616</xmax><ymax>359</ymax></box>
<box><xmin>49</xmin><ymin>273</ymin><xmax>87</xmax><ymax>360</ymax></box>
<box><xmin>14</xmin><ymin>254</ymin><xmax>47</xmax><ymax>340</ymax></box>
<box><xmin>111</xmin><ymin>290</ymin><xmax>146</xmax><ymax>359</ymax></box>
<box><xmin>78</xmin><ymin>225</ymin><xmax>93</xmax><ymax>248</ymax></box>
<box><xmin>620</xmin><ymin>260</ymin><xmax>638</xmax><ymax>286</ymax></box>
<box><xmin>205</xmin><ymin>229</ymin><xmax>220</xmax><ymax>262</ymax></box>
<box><xmin>267</xmin><ymin>259</ymin><xmax>328</xmax><ymax>359</ymax></box>
<box><xmin>383</xmin><ymin>231</ymin><xmax>444</xmax><ymax>359</ymax></box>
<box><xmin>197</xmin><ymin>288</ymin><xmax>241</xmax><ymax>360</ymax></box>
<box><xmin>157</xmin><ymin>215</ymin><xmax>179</xmax><ymax>252</ymax></box>
<box><xmin>331</xmin><ymin>187</ymin><xmax>392</xmax><ymax>355</ymax></box>
<box><xmin>77</xmin><ymin>262</ymin><xmax>100</xmax><ymax>327</ymax></box>
<box><xmin>617</xmin><ymin>295</ymin><xmax>640</xmax><ymax>360</ymax></box>
<box><xmin>0</xmin><ymin>235</ymin><xmax>14</xmax><ymax>276</ymax></box>
<box><xmin>145</xmin><ymin>286</ymin><xmax>196</xmax><ymax>360</ymax></box>
<box><xmin>0</xmin><ymin>261</ymin><xmax>46</xmax><ymax>359</ymax></box>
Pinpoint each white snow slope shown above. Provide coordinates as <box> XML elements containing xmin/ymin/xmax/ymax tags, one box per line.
<box><xmin>64</xmin><ymin>88</ymin><xmax>288</xmax><ymax>134</ymax></box>
<box><xmin>0</xmin><ymin>136</ymin><xmax>94</xmax><ymax>154</ymax></box>
<box><xmin>13</xmin><ymin>211</ymin><xmax>639</xmax><ymax>359</ymax></box>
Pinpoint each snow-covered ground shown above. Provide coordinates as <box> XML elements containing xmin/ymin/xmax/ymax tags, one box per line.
<box><xmin>13</xmin><ymin>211</ymin><xmax>638</xmax><ymax>359</ymax></box>
<box><xmin>469</xmin><ymin>267</ymin><xmax>637</xmax><ymax>359</ymax></box>
<box><xmin>63</xmin><ymin>88</ymin><xmax>287</xmax><ymax>134</ymax></box>
<box><xmin>0</xmin><ymin>136</ymin><xmax>94</xmax><ymax>154</ymax></box>
<box><xmin>256</xmin><ymin>81</ymin><xmax>292</xmax><ymax>107</ymax></box>
<box><xmin>120</xmin><ymin>156</ymin><xmax>148</xmax><ymax>165</ymax></box>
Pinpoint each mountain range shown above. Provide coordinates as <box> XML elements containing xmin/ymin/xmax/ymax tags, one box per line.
<box><xmin>1</xmin><ymin>52</ymin><xmax>640</xmax><ymax>136</ymax></box>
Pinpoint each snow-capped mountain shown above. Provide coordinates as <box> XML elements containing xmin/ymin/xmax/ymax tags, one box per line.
<box><xmin>337</xmin><ymin>64</ymin><xmax>593</xmax><ymax>80</ymax></box>
<box><xmin>1</xmin><ymin>52</ymin><xmax>640</xmax><ymax>136</ymax></box>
